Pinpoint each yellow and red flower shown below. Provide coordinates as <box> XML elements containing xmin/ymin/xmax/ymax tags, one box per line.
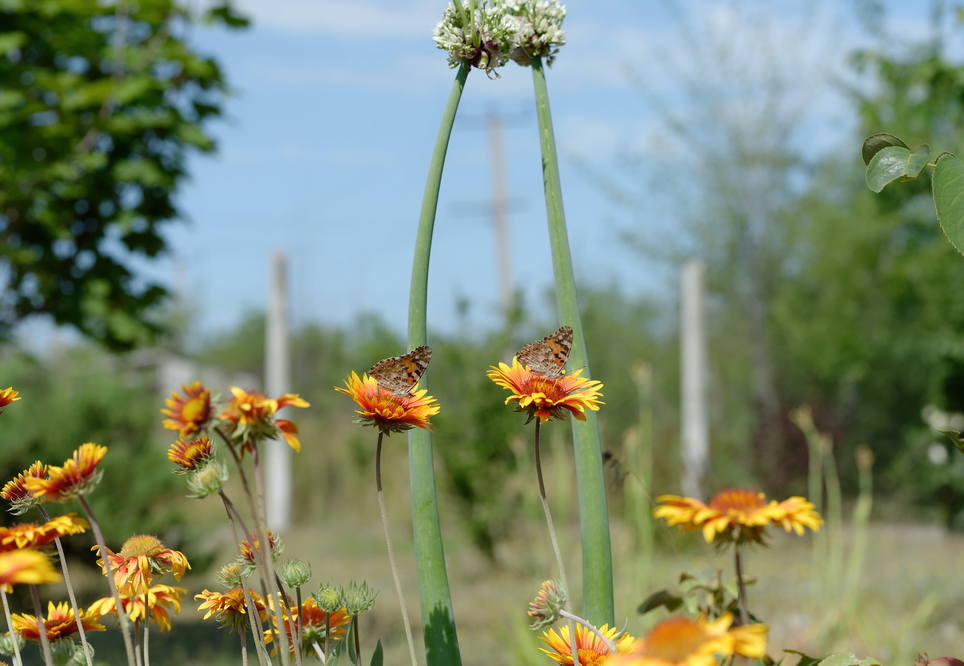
<box><xmin>0</xmin><ymin>513</ymin><xmax>88</xmax><ymax>551</ymax></box>
<box><xmin>1</xmin><ymin>461</ymin><xmax>48</xmax><ymax>515</ymax></box>
<box><xmin>602</xmin><ymin>615</ymin><xmax>767</xmax><ymax>666</ymax></box>
<box><xmin>162</xmin><ymin>381</ymin><xmax>213</xmax><ymax>438</ymax></box>
<box><xmin>167</xmin><ymin>437</ymin><xmax>214</xmax><ymax>472</ymax></box>
<box><xmin>24</xmin><ymin>443</ymin><xmax>107</xmax><ymax>502</ymax></box>
<box><xmin>88</xmin><ymin>584</ymin><xmax>185</xmax><ymax>631</ymax></box>
<box><xmin>220</xmin><ymin>387</ymin><xmax>309</xmax><ymax>451</ymax></box>
<box><xmin>654</xmin><ymin>489</ymin><xmax>822</xmax><ymax>545</ymax></box>
<box><xmin>335</xmin><ymin>372</ymin><xmax>439</xmax><ymax>435</ymax></box>
<box><xmin>239</xmin><ymin>531</ymin><xmax>281</xmax><ymax>565</ymax></box>
<box><xmin>487</xmin><ymin>357</ymin><xmax>604</xmax><ymax>424</ymax></box>
<box><xmin>528</xmin><ymin>579</ymin><xmax>567</xmax><ymax>629</ymax></box>
<box><xmin>0</xmin><ymin>387</ymin><xmax>20</xmax><ymax>411</ymax></box>
<box><xmin>0</xmin><ymin>549</ymin><xmax>61</xmax><ymax>591</ymax></box>
<box><xmin>195</xmin><ymin>587</ymin><xmax>266</xmax><ymax>629</ymax></box>
<box><xmin>94</xmin><ymin>535</ymin><xmax>190</xmax><ymax>595</ymax></box>
<box><xmin>264</xmin><ymin>597</ymin><xmax>350</xmax><ymax>654</ymax></box>
<box><xmin>11</xmin><ymin>601</ymin><xmax>106</xmax><ymax>642</ymax></box>
<box><xmin>541</xmin><ymin>623</ymin><xmax>635</xmax><ymax>665</ymax></box>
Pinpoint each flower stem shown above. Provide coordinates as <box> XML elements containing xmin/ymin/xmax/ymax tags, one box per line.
<box><xmin>530</xmin><ymin>55</ymin><xmax>614</xmax><ymax>626</ymax></box>
<box><xmin>559</xmin><ymin>609</ymin><xmax>616</xmax><ymax>654</ymax></box>
<box><xmin>375</xmin><ymin>433</ymin><xmax>419</xmax><ymax>666</ymax></box>
<box><xmin>1</xmin><ymin>589</ymin><xmax>23</xmax><ymax>666</ymax></box>
<box><xmin>78</xmin><ymin>495</ymin><xmax>137</xmax><ymax>666</ymax></box>
<box><xmin>533</xmin><ymin>422</ymin><xmax>579</xmax><ymax>666</ymax></box>
<box><xmin>295</xmin><ymin>586</ymin><xmax>304</xmax><ymax>664</ymax></box>
<box><xmin>241</xmin><ymin>627</ymin><xmax>249</xmax><ymax>666</ymax></box>
<box><xmin>734</xmin><ymin>547</ymin><xmax>749</xmax><ymax>625</ymax></box>
<box><xmin>312</xmin><ymin>641</ymin><xmax>327</xmax><ymax>663</ymax></box>
<box><xmin>142</xmin><ymin>590</ymin><xmax>150</xmax><ymax>666</ymax></box>
<box><xmin>36</xmin><ymin>506</ymin><xmax>92</xmax><ymax>666</ymax></box>
<box><xmin>353</xmin><ymin>616</ymin><xmax>362</xmax><ymax>665</ymax></box>
<box><xmin>28</xmin><ymin>585</ymin><xmax>54</xmax><ymax>666</ymax></box>
<box><xmin>406</xmin><ymin>60</ymin><xmax>470</xmax><ymax>666</ymax></box>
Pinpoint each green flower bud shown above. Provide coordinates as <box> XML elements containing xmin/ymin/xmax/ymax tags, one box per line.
<box><xmin>218</xmin><ymin>562</ymin><xmax>244</xmax><ymax>588</ymax></box>
<box><xmin>0</xmin><ymin>632</ymin><xmax>23</xmax><ymax>657</ymax></box>
<box><xmin>342</xmin><ymin>580</ymin><xmax>377</xmax><ymax>616</ymax></box>
<box><xmin>527</xmin><ymin>579</ymin><xmax>567</xmax><ymax>630</ymax></box>
<box><xmin>280</xmin><ymin>559</ymin><xmax>311</xmax><ymax>589</ymax></box>
<box><xmin>186</xmin><ymin>461</ymin><xmax>229</xmax><ymax>499</ymax></box>
<box><xmin>314</xmin><ymin>583</ymin><xmax>342</xmax><ymax>613</ymax></box>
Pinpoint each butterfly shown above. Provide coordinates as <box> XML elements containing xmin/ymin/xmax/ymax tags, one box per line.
<box><xmin>516</xmin><ymin>325</ymin><xmax>573</xmax><ymax>378</ymax></box>
<box><xmin>369</xmin><ymin>345</ymin><xmax>432</xmax><ymax>396</ymax></box>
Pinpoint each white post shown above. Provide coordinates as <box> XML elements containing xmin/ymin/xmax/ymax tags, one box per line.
<box><xmin>266</xmin><ymin>252</ymin><xmax>292</xmax><ymax>531</ymax></box>
<box><xmin>681</xmin><ymin>259</ymin><xmax>709</xmax><ymax>498</ymax></box>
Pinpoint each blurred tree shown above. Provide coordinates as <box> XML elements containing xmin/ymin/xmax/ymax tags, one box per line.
<box><xmin>0</xmin><ymin>0</ymin><xmax>246</xmax><ymax>349</ymax></box>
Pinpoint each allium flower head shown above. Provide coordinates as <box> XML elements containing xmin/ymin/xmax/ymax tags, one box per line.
<box><xmin>167</xmin><ymin>437</ymin><xmax>214</xmax><ymax>472</ymax></box>
<box><xmin>528</xmin><ymin>579</ymin><xmax>567</xmax><ymax>630</ymax></box>
<box><xmin>541</xmin><ymin>623</ymin><xmax>635</xmax><ymax>665</ymax></box>
<box><xmin>195</xmin><ymin>587</ymin><xmax>266</xmax><ymax>630</ymax></box>
<box><xmin>220</xmin><ymin>387</ymin><xmax>309</xmax><ymax>452</ymax></box>
<box><xmin>0</xmin><ymin>513</ymin><xmax>88</xmax><ymax>551</ymax></box>
<box><xmin>501</xmin><ymin>0</ymin><xmax>567</xmax><ymax>66</ymax></box>
<box><xmin>0</xmin><ymin>549</ymin><xmax>61</xmax><ymax>591</ymax></box>
<box><xmin>0</xmin><ymin>387</ymin><xmax>20</xmax><ymax>412</ymax></box>
<box><xmin>162</xmin><ymin>381</ymin><xmax>213</xmax><ymax>438</ymax></box>
<box><xmin>335</xmin><ymin>372</ymin><xmax>440</xmax><ymax>435</ymax></box>
<box><xmin>1</xmin><ymin>462</ymin><xmax>48</xmax><ymax>515</ymax></box>
<box><xmin>265</xmin><ymin>597</ymin><xmax>350</xmax><ymax>655</ymax></box>
<box><xmin>88</xmin><ymin>584</ymin><xmax>185</xmax><ymax>632</ymax></box>
<box><xmin>602</xmin><ymin>614</ymin><xmax>767</xmax><ymax>666</ymax></box>
<box><xmin>433</xmin><ymin>1</ymin><xmax>517</xmax><ymax>74</ymax></box>
<box><xmin>94</xmin><ymin>535</ymin><xmax>190</xmax><ymax>595</ymax></box>
<box><xmin>24</xmin><ymin>443</ymin><xmax>107</xmax><ymax>502</ymax></box>
<box><xmin>488</xmin><ymin>357</ymin><xmax>603</xmax><ymax>424</ymax></box>
<box><xmin>10</xmin><ymin>601</ymin><xmax>105</xmax><ymax>643</ymax></box>
<box><xmin>654</xmin><ymin>489</ymin><xmax>822</xmax><ymax>546</ymax></box>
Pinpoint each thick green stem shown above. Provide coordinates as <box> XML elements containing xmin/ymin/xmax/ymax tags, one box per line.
<box><xmin>406</xmin><ymin>61</ymin><xmax>470</xmax><ymax>666</ymax></box>
<box><xmin>530</xmin><ymin>56</ymin><xmax>614</xmax><ymax>625</ymax></box>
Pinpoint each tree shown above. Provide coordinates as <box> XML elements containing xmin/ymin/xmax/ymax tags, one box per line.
<box><xmin>0</xmin><ymin>0</ymin><xmax>246</xmax><ymax>349</ymax></box>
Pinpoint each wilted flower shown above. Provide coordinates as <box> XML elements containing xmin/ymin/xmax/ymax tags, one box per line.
<box><xmin>195</xmin><ymin>587</ymin><xmax>266</xmax><ymax>630</ymax></box>
<box><xmin>335</xmin><ymin>372</ymin><xmax>440</xmax><ymax>435</ymax></box>
<box><xmin>1</xmin><ymin>461</ymin><xmax>47</xmax><ymax>515</ymax></box>
<box><xmin>654</xmin><ymin>489</ymin><xmax>822</xmax><ymax>546</ymax></box>
<box><xmin>0</xmin><ymin>514</ymin><xmax>88</xmax><ymax>551</ymax></box>
<box><xmin>162</xmin><ymin>381</ymin><xmax>213</xmax><ymax>438</ymax></box>
<box><xmin>219</xmin><ymin>387</ymin><xmax>309</xmax><ymax>451</ymax></box>
<box><xmin>602</xmin><ymin>614</ymin><xmax>767</xmax><ymax>665</ymax></box>
<box><xmin>10</xmin><ymin>601</ymin><xmax>105</xmax><ymax>643</ymax></box>
<box><xmin>528</xmin><ymin>579</ymin><xmax>567</xmax><ymax>630</ymax></box>
<box><xmin>488</xmin><ymin>357</ymin><xmax>603</xmax><ymax>424</ymax></box>
<box><xmin>501</xmin><ymin>0</ymin><xmax>567</xmax><ymax>66</ymax></box>
<box><xmin>88</xmin><ymin>584</ymin><xmax>185</xmax><ymax>631</ymax></box>
<box><xmin>94</xmin><ymin>535</ymin><xmax>190</xmax><ymax>595</ymax></box>
<box><xmin>264</xmin><ymin>597</ymin><xmax>350</xmax><ymax>655</ymax></box>
<box><xmin>167</xmin><ymin>437</ymin><xmax>214</xmax><ymax>472</ymax></box>
<box><xmin>541</xmin><ymin>623</ymin><xmax>634</xmax><ymax>665</ymax></box>
<box><xmin>24</xmin><ymin>443</ymin><xmax>107</xmax><ymax>502</ymax></box>
<box><xmin>239</xmin><ymin>531</ymin><xmax>283</xmax><ymax>569</ymax></box>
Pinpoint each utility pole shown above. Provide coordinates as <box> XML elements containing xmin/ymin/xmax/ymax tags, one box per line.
<box><xmin>680</xmin><ymin>259</ymin><xmax>709</xmax><ymax>498</ymax></box>
<box><xmin>266</xmin><ymin>252</ymin><xmax>292</xmax><ymax>531</ymax></box>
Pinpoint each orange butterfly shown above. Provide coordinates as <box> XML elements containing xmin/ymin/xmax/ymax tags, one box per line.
<box><xmin>368</xmin><ymin>346</ymin><xmax>432</xmax><ymax>395</ymax></box>
<box><xmin>517</xmin><ymin>326</ymin><xmax>573</xmax><ymax>378</ymax></box>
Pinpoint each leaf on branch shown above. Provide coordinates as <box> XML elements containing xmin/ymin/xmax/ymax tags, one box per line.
<box><xmin>932</xmin><ymin>152</ymin><xmax>964</xmax><ymax>255</ymax></box>
<box><xmin>861</xmin><ymin>133</ymin><xmax>909</xmax><ymax>165</ymax></box>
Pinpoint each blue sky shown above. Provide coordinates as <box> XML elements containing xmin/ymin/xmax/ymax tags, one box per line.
<box><xmin>150</xmin><ymin>0</ymin><xmax>931</xmax><ymax>339</ymax></box>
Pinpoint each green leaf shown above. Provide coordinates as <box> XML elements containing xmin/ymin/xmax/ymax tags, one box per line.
<box><xmin>938</xmin><ymin>429</ymin><xmax>964</xmax><ymax>453</ymax></box>
<box><xmin>369</xmin><ymin>641</ymin><xmax>383</xmax><ymax>666</ymax></box>
<box><xmin>784</xmin><ymin>650</ymin><xmax>823</xmax><ymax>666</ymax></box>
<box><xmin>0</xmin><ymin>31</ymin><xmax>26</xmax><ymax>55</ymax></box>
<box><xmin>817</xmin><ymin>654</ymin><xmax>882</xmax><ymax>666</ymax></box>
<box><xmin>637</xmin><ymin>589</ymin><xmax>682</xmax><ymax>614</ymax></box>
<box><xmin>933</xmin><ymin>152</ymin><xmax>964</xmax><ymax>255</ymax></box>
<box><xmin>865</xmin><ymin>145</ymin><xmax>912</xmax><ymax>193</ymax></box>
<box><xmin>861</xmin><ymin>133</ymin><xmax>909</xmax><ymax>165</ymax></box>
<box><xmin>907</xmin><ymin>144</ymin><xmax>931</xmax><ymax>177</ymax></box>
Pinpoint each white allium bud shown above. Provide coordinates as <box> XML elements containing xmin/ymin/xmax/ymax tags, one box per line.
<box><xmin>500</xmin><ymin>0</ymin><xmax>566</xmax><ymax>66</ymax></box>
<box><xmin>433</xmin><ymin>1</ymin><xmax>516</xmax><ymax>75</ymax></box>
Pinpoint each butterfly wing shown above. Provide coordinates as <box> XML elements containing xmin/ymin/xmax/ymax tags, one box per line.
<box><xmin>369</xmin><ymin>345</ymin><xmax>432</xmax><ymax>395</ymax></box>
<box><xmin>517</xmin><ymin>325</ymin><xmax>572</xmax><ymax>378</ymax></box>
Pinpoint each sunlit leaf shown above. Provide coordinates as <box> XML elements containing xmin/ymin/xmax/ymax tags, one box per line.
<box><xmin>932</xmin><ymin>152</ymin><xmax>964</xmax><ymax>255</ymax></box>
<box><xmin>861</xmin><ymin>133</ymin><xmax>909</xmax><ymax>165</ymax></box>
<box><xmin>866</xmin><ymin>145</ymin><xmax>912</xmax><ymax>193</ymax></box>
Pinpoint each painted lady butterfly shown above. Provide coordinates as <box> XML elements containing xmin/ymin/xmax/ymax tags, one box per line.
<box><xmin>369</xmin><ymin>345</ymin><xmax>432</xmax><ymax>395</ymax></box>
<box><xmin>517</xmin><ymin>326</ymin><xmax>573</xmax><ymax>378</ymax></box>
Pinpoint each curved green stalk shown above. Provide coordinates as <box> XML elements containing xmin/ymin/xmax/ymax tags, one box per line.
<box><xmin>530</xmin><ymin>56</ymin><xmax>614</xmax><ymax>626</ymax></box>
<box><xmin>406</xmin><ymin>61</ymin><xmax>470</xmax><ymax>666</ymax></box>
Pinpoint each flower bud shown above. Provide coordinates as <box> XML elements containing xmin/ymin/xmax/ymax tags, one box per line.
<box><xmin>186</xmin><ymin>461</ymin><xmax>228</xmax><ymax>499</ymax></box>
<box><xmin>314</xmin><ymin>583</ymin><xmax>342</xmax><ymax>613</ymax></box>
<box><xmin>280</xmin><ymin>559</ymin><xmax>312</xmax><ymax>589</ymax></box>
<box><xmin>0</xmin><ymin>631</ymin><xmax>23</xmax><ymax>657</ymax></box>
<box><xmin>527</xmin><ymin>579</ymin><xmax>567</xmax><ymax>630</ymax></box>
<box><xmin>218</xmin><ymin>562</ymin><xmax>244</xmax><ymax>588</ymax></box>
<box><xmin>343</xmin><ymin>580</ymin><xmax>377</xmax><ymax>616</ymax></box>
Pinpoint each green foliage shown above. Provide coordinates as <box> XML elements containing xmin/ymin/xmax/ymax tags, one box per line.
<box><xmin>0</xmin><ymin>0</ymin><xmax>244</xmax><ymax>349</ymax></box>
<box><xmin>787</xmin><ymin>651</ymin><xmax>882</xmax><ymax>666</ymax></box>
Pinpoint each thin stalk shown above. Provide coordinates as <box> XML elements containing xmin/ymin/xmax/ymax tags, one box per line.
<box><xmin>274</xmin><ymin>574</ymin><xmax>302</xmax><ymax>666</ymax></box>
<box><xmin>1</xmin><ymin>589</ymin><xmax>23</xmax><ymax>666</ymax></box>
<box><xmin>241</xmin><ymin>627</ymin><xmax>249</xmax><ymax>666</ymax></box>
<box><xmin>133</xmin><ymin>618</ymin><xmax>143</xmax><ymax>666</ymax></box>
<box><xmin>78</xmin><ymin>495</ymin><xmax>137</xmax><ymax>666</ymax></box>
<box><xmin>734</xmin><ymin>547</ymin><xmax>749</xmax><ymax>626</ymax></box>
<box><xmin>29</xmin><ymin>585</ymin><xmax>54</xmax><ymax>666</ymax></box>
<box><xmin>558</xmin><ymin>609</ymin><xmax>615</xmax><ymax>654</ymax></box>
<box><xmin>629</xmin><ymin>365</ymin><xmax>654</xmax><ymax>598</ymax></box>
<box><xmin>295</xmin><ymin>586</ymin><xmax>304</xmax><ymax>664</ymax></box>
<box><xmin>823</xmin><ymin>439</ymin><xmax>844</xmax><ymax>594</ymax></box>
<box><xmin>406</xmin><ymin>60</ymin><xmax>470</xmax><ymax>666</ymax></box>
<box><xmin>533</xmin><ymin>422</ymin><xmax>579</xmax><ymax>666</ymax></box>
<box><xmin>142</xmin><ymin>590</ymin><xmax>150</xmax><ymax>666</ymax></box>
<box><xmin>36</xmin><ymin>506</ymin><xmax>93</xmax><ymax>666</ymax></box>
<box><xmin>531</xmin><ymin>55</ymin><xmax>613</xmax><ymax>625</ymax></box>
<box><xmin>375</xmin><ymin>433</ymin><xmax>419</xmax><ymax>666</ymax></box>
<box><xmin>353</xmin><ymin>616</ymin><xmax>361</xmax><ymax>665</ymax></box>
<box><xmin>324</xmin><ymin>615</ymin><xmax>330</xmax><ymax>657</ymax></box>
<box><xmin>312</xmin><ymin>641</ymin><xmax>327</xmax><ymax>663</ymax></box>
<box><xmin>843</xmin><ymin>448</ymin><xmax>874</xmax><ymax>621</ymax></box>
